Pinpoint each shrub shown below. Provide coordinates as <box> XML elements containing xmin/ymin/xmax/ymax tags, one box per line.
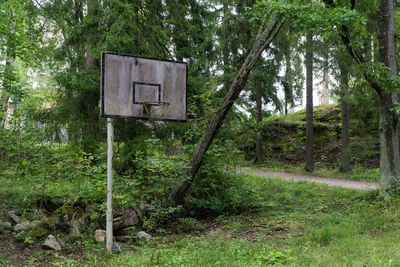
<box><xmin>185</xmin><ymin>144</ymin><xmax>260</xmax><ymax>217</ymax></box>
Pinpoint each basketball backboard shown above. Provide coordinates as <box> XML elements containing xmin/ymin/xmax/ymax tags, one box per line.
<box><xmin>100</xmin><ymin>52</ymin><xmax>187</xmax><ymax>121</ymax></box>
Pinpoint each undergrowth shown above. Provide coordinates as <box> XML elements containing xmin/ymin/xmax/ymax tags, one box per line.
<box><xmin>41</xmin><ymin>176</ymin><xmax>400</xmax><ymax>266</ymax></box>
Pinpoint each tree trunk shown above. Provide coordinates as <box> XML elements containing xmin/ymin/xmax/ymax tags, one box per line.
<box><xmin>170</xmin><ymin>17</ymin><xmax>284</xmax><ymax>204</ymax></box>
<box><xmin>1</xmin><ymin>9</ymin><xmax>16</xmax><ymax>128</ymax></box>
<box><xmin>305</xmin><ymin>33</ymin><xmax>314</xmax><ymax>172</ymax></box>
<box><xmin>255</xmin><ymin>79</ymin><xmax>263</xmax><ymax>163</ymax></box>
<box><xmin>379</xmin><ymin>94</ymin><xmax>400</xmax><ymax>193</ymax></box>
<box><xmin>81</xmin><ymin>0</ymin><xmax>101</xmax><ymax>152</ymax></box>
<box><xmin>0</xmin><ymin>56</ymin><xmax>12</xmax><ymax>127</ymax></box>
<box><xmin>339</xmin><ymin>61</ymin><xmax>352</xmax><ymax>172</ymax></box>
<box><xmin>283</xmin><ymin>43</ymin><xmax>294</xmax><ymax>114</ymax></box>
<box><xmin>378</xmin><ymin>0</ymin><xmax>400</xmax><ymax>194</ymax></box>
<box><xmin>320</xmin><ymin>51</ymin><xmax>330</xmax><ymax>105</ymax></box>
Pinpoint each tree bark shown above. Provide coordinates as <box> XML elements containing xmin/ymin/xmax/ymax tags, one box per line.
<box><xmin>320</xmin><ymin>51</ymin><xmax>330</xmax><ymax>105</ymax></box>
<box><xmin>1</xmin><ymin>9</ymin><xmax>16</xmax><ymax>128</ymax></box>
<box><xmin>305</xmin><ymin>33</ymin><xmax>314</xmax><ymax>172</ymax></box>
<box><xmin>339</xmin><ymin>60</ymin><xmax>352</xmax><ymax>172</ymax></box>
<box><xmin>377</xmin><ymin>0</ymin><xmax>400</xmax><ymax>194</ymax></box>
<box><xmin>255</xmin><ymin>79</ymin><xmax>263</xmax><ymax>163</ymax></box>
<box><xmin>283</xmin><ymin>43</ymin><xmax>294</xmax><ymax>114</ymax></box>
<box><xmin>81</xmin><ymin>0</ymin><xmax>100</xmax><ymax>152</ymax></box>
<box><xmin>170</xmin><ymin>17</ymin><xmax>284</xmax><ymax>204</ymax></box>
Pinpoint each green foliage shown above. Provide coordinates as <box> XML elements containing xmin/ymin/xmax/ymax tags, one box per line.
<box><xmin>0</xmin><ymin>255</ymin><xmax>10</xmax><ymax>267</ymax></box>
<box><xmin>256</xmin><ymin>249</ymin><xmax>293</xmax><ymax>265</ymax></box>
<box><xmin>175</xmin><ymin>217</ymin><xmax>200</xmax><ymax>233</ymax></box>
<box><xmin>186</xmin><ymin>144</ymin><xmax>259</xmax><ymax>216</ymax></box>
<box><xmin>14</xmin><ymin>225</ymin><xmax>49</xmax><ymax>245</ymax></box>
<box><xmin>46</xmin><ymin>176</ymin><xmax>400</xmax><ymax>266</ymax></box>
<box><xmin>363</xmin><ymin>62</ymin><xmax>400</xmax><ymax>95</ymax></box>
<box><xmin>254</xmin><ymin>0</ymin><xmax>367</xmax><ymax>41</ymax></box>
<box><xmin>113</xmin><ymin>138</ymin><xmax>189</xmax><ymax>207</ymax></box>
<box><xmin>143</xmin><ymin>204</ymin><xmax>183</xmax><ymax>233</ymax></box>
<box><xmin>309</xmin><ymin>225</ymin><xmax>334</xmax><ymax>245</ymax></box>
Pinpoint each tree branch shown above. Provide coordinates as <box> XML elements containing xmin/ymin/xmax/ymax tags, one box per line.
<box><xmin>322</xmin><ymin>0</ymin><xmax>383</xmax><ymax>95</ymax></box>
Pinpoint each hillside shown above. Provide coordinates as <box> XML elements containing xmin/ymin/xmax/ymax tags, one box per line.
<box><xmin>239</xmin><ymin>105</ymin><xmax>379</xmax><ymax>168</ymax></box>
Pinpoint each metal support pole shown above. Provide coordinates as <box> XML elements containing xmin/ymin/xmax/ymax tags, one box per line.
<box><xmin>106</xmin><ymin>118</ymin><xmax>113</xmax><ymax>253</ymax></box>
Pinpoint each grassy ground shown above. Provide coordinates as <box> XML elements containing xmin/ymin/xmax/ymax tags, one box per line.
<box><xmin>2</xmin><ymin>174</ymin><xmax>399</xmax><ymax>266</ymax></box>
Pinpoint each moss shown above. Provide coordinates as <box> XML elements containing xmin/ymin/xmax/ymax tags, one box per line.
<box><xmin>240</xmin><ymin>104</ymin><xmax>379</xmax><ymax>168</ymax></box>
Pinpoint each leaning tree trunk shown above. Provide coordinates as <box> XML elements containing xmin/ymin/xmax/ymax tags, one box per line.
<box><xmin>377</xmin><ymin>0</ymin><xmax>400</xmax><ymax>194</ymax></box>
<box><xmin>339</xmin><ymin>60</ymin><xmax>352</xmax><ymax>172</ymax></box>
<box><xmin>305</xmin><ymin>33</ymin><xmax>314</xmax><ymax>172</ymax></box>
<box><xmin>170</xmin><ymin>17</ymin><xmax>284</xmax><ymax>204</ymax></box>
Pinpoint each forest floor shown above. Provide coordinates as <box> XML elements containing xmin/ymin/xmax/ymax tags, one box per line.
<box><xmin>238</xmin><ymin>167</ymin><xmax>379</xmax><ymax>190</ymax></box>
<box><xmin>2</xmin><ymin>174</ymin><xmax>400</xmax><ymax>266</ymax></box>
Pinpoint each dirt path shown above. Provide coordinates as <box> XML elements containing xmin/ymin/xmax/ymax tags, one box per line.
<box><xmin>238</xmin><ymin>168</ymin><xmax>379</xmax><ymax>190</ymax></box>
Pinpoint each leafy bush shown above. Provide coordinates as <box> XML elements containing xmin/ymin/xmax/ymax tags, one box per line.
<box><xmin>186</xmin><ymin>144</ymin><xmax>260</xmax><ymax>216</ymax></box>
<box><xmin>175</xmin><ymin>217</ymin><xmax>200</xmax><ymax>232</ymax></box>
<box><xmin>143</xmin><ymin>203</ymin><xmax>183</xmax><ymax>232</ymax></box>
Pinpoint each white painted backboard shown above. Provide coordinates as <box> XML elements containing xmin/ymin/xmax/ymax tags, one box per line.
<box><xmin>101</xmin><ymin>52</ymin><xmax>187</xmax><ymax>121</ymax></box>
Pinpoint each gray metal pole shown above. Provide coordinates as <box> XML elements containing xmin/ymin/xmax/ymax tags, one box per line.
<box><xmin>106</xmin><ymin>118</ymin><xmax>113</xmax><ymax>252</ymax></box>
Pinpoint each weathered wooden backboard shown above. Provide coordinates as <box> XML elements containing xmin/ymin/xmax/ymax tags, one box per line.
<box><xmin>101</xmin><ymin>52</ymin><xmax>187</xmax><ymax>121</ymax></box>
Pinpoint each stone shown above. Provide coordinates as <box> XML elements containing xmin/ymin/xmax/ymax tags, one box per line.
<box><xmin>94</xmin><ymin>229</ymin><xmax>106</xmax><ymax>243</ymax></box>
<box><xmin>8</xmin><ymin>211</ymin><xmax>21</xmax><ymax>224</ymax></box>
<box><xmin>112</xmin><ymin>242</ymin><xmax>122</xmax><ymax>254</ymax></box>
<box><xmin>113</xmin><ymin>207</ymin><xmax>142</xmax><ymax>231</ymax></box>
<box><xmin>1</xmin><ymin>222</ymin><xmax>12</xmax><ymax>231</ymax></box>
<box><xmin>136</xmin><ymin>231</ymin><xmax>152</xmax><ymax>241</ymax></box>
<box><xmin>13</xmin><ymin>223</ymin><xmax>28</xmax><ymax>232</ymax></box>
<box><xmin>42</xmin><ymin>235</ymin><xmax>61</xmax><ymax>251</ymax></box>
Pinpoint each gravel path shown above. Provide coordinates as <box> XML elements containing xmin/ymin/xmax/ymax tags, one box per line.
<box><xmin>238</xmin><ymin>168</ymin><xmax>379</xmax><ymax>190</ymax></box>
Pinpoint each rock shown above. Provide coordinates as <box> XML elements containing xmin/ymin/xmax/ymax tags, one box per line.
<box><xmin>42</xmin><ymin>235</ymin><xmax>61</xmax><ymax>251</ymax></box>
<box><xmin>112</xmin><ymin>242</ymin><xmax>122</xmax><ymax>254</ymax></box>
<box><xmin>13</xmin><ymin>223</ymin><xmax>28</xmax><ymax>232</ymax></box>
<box><xmin>1</xmin><ymin>222</ymin><xmax>12</xmax><ymax>231</ymax></box>
<box><xmin>113</xmin><ymin>207</ymin><xmax>142</xmax><ymax>231</ymax></box>
<box><xmin>94</xmin><ymin>229</ymin><xmax>106</xmax><ymax>243</ymax></box>
<box><xmin>136</xmin><ymin>231</ymin><xmax>152</xmax><ymax>241</ymax></box>
<box><xmin>8</xmin><ymin>211</ymin><xmax>21</xmax><ymax>224</ymax></box>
